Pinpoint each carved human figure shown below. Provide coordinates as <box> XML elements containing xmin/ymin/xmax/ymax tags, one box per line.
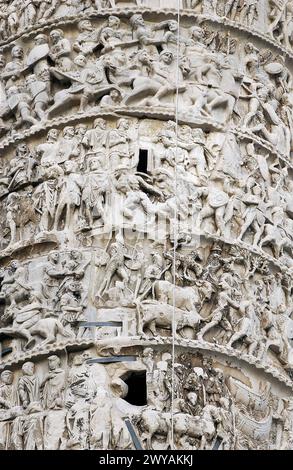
<box><xmin>2</xmin><ymin>45</ymin><xmax>24</xmax><ymax>89</ymax></box>
<box><xmin>82</xmin><ymin>118</ymin><xmax>108</xmax><ymax>157</ymax></box>
<box><xmin>99</xmin><ymin>16</ymin><xmax>124</xmax><ymax>53</ymax></box>
<box><xmin>108</xmin><ymin>118</ymin><xmax>134</xmax><ymax>169</ymax></box>
<box><xmin>42</xmin><ymin>252</ymin><xmax>66</xmax><ymax>306</ymax></box>
<box><xmin>26</xmin><ymin>34</ymin><xmax>50</xmax><ymax>77</ymax></box>
<box><xmin>97</xmin><ymin>235</ymin><xmax>130</xmax><ymax>298</ymax></box>
<box><xmin>25</xmin><ymin>72</ymin><xmax>49</xmax><ymax>121</ymax></box>
<box><xmin>17</xmin><ymin>362</ymin><xmax>41</xmax><ymax>410</ymax></box>
<box><xmin>197</xmin><ymin>277</ymin><xmax>239</xmax><ymax>342</ymax></box>
<box><xmin>33</xmin><ymin>165</ymin><xmax>63</xmax><ymax>232</ymax></box>
<box><xmin>81</xmin><ymin>159</ymin><xmax>109</xmax><ymax>228</ymax></box>
<box><xmin>198</xmin><ymin>186</ymin><xmax>229</xmax><ymax>237</ymax></box>
<box><xmin>12</xmin><ymin>362</ymin><xmax>44</xmax><ymax>450</ymax></box>
<box><xmin>0</xmin><ymin>371</ymin><xmax>22</xmax><ymax>450</ymax></box>
<box><xmin>37</xmin><ymin>0</ymin><xmax>59</xmax><ymax>22</ymax></box>
<box><xmin>6</xmin><ymin>85</ymin><xmax>38</xmax><ymax>128</ymax></box>
<box><xmin>65</xmin><ymin>355</ymin><xmax>93</xmax><ymax>449</ymax></box>
<box><xmin>54</xmin><ymin>161</ymin><xmax>83</xmax><ymax>231</ymax></box>
<box><xmin>0</xmin><ymin>260</ymin><xmax>31</xmax><ymax>308</ymax></box>
<box><xmin>73</xmin><ymin>20</ymin><xmax>100</xmax><ymax>57</ymax></box>
<box><xmin>59</xmin><ymin>281</ymin><xmax>85</xmax><ymax>336</ymax></box>
<box><xmin>237</xmin><ymin>184</ymin><xmax>266</xmax><ymax>246</ymax></box>
<box><xmin>41</xmin><ymin>355</ymin><xmax>66</xmax><ymax>410</ymax></box>
<box><xmin>36</xmin><ymin>129</ymin><xmax>60</xmax><ymax>168</ymax></box>
<box><xmin>49</xmin><ymin>29</ymin><xmax>72</xmax><ymax>72</ymax></box>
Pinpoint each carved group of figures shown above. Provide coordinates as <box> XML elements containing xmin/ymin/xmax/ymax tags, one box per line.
<box><xmin>1</xmin><ymin>236</ymin><xmax>293</xmax><ymax>374</ymax></box>
<box><xmin>0</xmin><ymin>251</ymin><xmax>90</xmax><ymax>352</ymax></box>
<box><xmin>0</xmin><ymin>353</ymin><xmax>142</xmax><ymax>450</ymax></box>
<box><xmin>132</xmin><ymin>350</ymin><xmax>292</xmax><ymax>450</ymax></box>
<box><xmin>0</xmin><ymin>350</ymin><xmax>292</xmax><ymax>450</ymax></box>
<box><xmin>0</xmin><ymin>0</ymin><xmax>293</xmax><ymax>53</ymax></box>
<box><xmin>1</xmin><ymin>117</ymin><xmax>293</xmax><ymax>267</ymax></box>
<box><xmin>0</xmin><ymin>14</ymin><xmax>292</xmax><ymax>145</ymax></box>
<box><xmin>93</xmin><ymin>235</ymin><xmax>293</xmax><ymax>372</ymax></box>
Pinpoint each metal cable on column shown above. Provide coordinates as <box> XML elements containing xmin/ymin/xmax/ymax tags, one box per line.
<box><xmin>170</xmin><ymin>0</ymin><xmax>181</xmax><ymax>451</ymax></box>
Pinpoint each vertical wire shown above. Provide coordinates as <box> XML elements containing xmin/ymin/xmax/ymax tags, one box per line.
<box><xmin>171</xmin><ymin>0</ymin><xmax>181</xmax><ymax>450</ymax></box>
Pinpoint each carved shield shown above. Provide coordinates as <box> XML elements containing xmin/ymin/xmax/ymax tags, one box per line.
<box><xmin>26</xmin><ymin>44</ymin><xmax>49</xmax><ymax>67</ymax></box>
<box><xmin>7</xmin><ymin>93</ymin><xmax>21</xmax><ymax>111</ymax></box>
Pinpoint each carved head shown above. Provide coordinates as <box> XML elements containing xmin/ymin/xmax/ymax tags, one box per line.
<box><xmin>159</xmin><ymin>50</ymin><xmax>173</xmax><ymax>65</ymax></box>
<box><xmin>137</xmin><ymin>49</ymin><xmax>150</xmax><ymax>65</ymax></box>
<box><xmin>11</xmin><ymin>45</ymin><xmax>24</xmax><ymax>60</ymax></box>
<box><xmin>190</xmin><ymin>26</ymin><xmax>204</xmax><ymax>41</ymax></box>
<box><xmin>1</xmin><ymin>370</ymin><xmax>13</xmax><ymax>385</ymax></box>
<box><xmin>108</xmin><ymin>15</ymin><xmax>120</xmax><ymax>28</ymax></box>
<box><xmin>109</xmin><ymin>88</ymin><xmax>121</xmax><ymax>102</ymax></box>
<box><xmin>47</xmin><ymin>128</ymin><xmax>59</xmax><ymax>142</ymax></box>
<box><xmin>16</xmin><ymin>143</ymin><xmax>29</xmax><ymax>157</ymax></box>
<box><xmin>130</xmin><ymin>14</ymin><xmax>145</xmax><ymax>29</ymax></box>
<box><xmin>34</xmin><ymin>34</ymin><xmax>48</xmax><ymax>45</ymax></box>
<box><xmin>48</xmin><ymin>251</ymin><xmax>59</xmax><ymax>263</ymax></box>
<box><xmin>26</xmin><ymin>74</ymin><xmax>37</xmax><ymax>85</ymax></box>
<box><xmin>72</xmin><ymin>354</ymin><xmax>84</xmax><ymax>366</ymax></box>
<box><xmin>70</xmin><ymin>249</ymin><xmax>82</xmax><ymax>262</ymax></box>
<box><xmin>48</xmin><ymin>355</ymin><xmax>61</xmax><ymax>371</ymax></box>
<box><xmin>63</xmin><ymin>126</ymin><xmax>75</xmax><ymax>138</ymax></box>
<box><xmin>187</xmin><ymin>392</ymin><xmax>197</xmax><ymax>406</ymax></box>
<box><xmin>94</xmin><ymin>118</ymin><xmax>106</xmax><ymax>130</ymax></box>
<box><xmin>117</xmin><ymin>118</ymin><xmax>129</xmax><ymax>130</ymax></box>
<box><xmin>111</xmin><ymin>378</ymin><xmax>128</xmax><ymax>398</ymax></box>
<box><xmin>22</xmin><ymin>362</ymin><xmax>35</xmax><ymax>376</ymax></box>
<box><xmin>74</xmin><ymin>54</ymin><xmax>87</xmax><ymax>68</ymax></box>
<box><xmin>9</xmin><ymin>260</ymin><xmax>19</xmax><ymax>271</ymax></box>
<box><xmin>75</xmin><ymin>123</ymin><xmax>87</xmax><ymax>137</ymax></box>
<box><xmin>88</xmin><ymin>157</ymin><xmax>101</xmax><ymax>171</ymax></box>
<box><xmin>50</xmin><ymin>29</ymin><xmax>64</xmax><ymax>43</ymax></box>
<box><xmin>244</xmin><ymin>42</ymin><xmax>259</xmax><ymax>55</ymax></box>
<box><xmin>191</xmin><ymin>128</ymin><xmax>205</xmax><ymax>143</ymax></box>
<box><xmin>78</xmin><ymin>20</ymin><xmax>93</xmax><ymax>32</ymax></box>
<box><xmin>167</xmin><ymin>20</ymin><xmax>178</xmax><ymax>32</ymax></box>
<box><xmin>142</xmin><ymin>347</ymin><xmax>154</xmax><ymax>359</ymax></box>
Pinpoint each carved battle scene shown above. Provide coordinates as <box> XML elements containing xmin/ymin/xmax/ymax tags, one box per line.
<box><xmin>0</xmin><ymin>0</ymin><xmax>293</xmax><ymax>452</ymax></box>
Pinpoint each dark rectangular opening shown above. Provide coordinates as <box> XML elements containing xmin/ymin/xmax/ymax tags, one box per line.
<box><xmin>137</xmin><ymin>149</ymin><xmax>148</xmax><ymax>174</ymax></box>
<box><xmin>123</xmin><ymin>371</ymin><xmax>147</xmax><ymax>406</ymax></box>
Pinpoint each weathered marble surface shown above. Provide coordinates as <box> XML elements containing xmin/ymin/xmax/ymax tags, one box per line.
<box><xmin>0</xmin><ymin>1</ymin><xmax>293</xmax><ymax>451</ymax></box>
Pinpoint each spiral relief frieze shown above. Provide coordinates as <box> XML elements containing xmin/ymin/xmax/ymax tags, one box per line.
<box><xmin>0</xmin><ymin>0</ymin><xmax>293</xmax><ymax>452</ymax></box>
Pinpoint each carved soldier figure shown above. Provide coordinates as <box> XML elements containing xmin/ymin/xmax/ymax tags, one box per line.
<box><xmin>36</xmin><ymin>129</ymin><xmax>60</xmax><ymax>167</ymax></box>
<box><xmin>108</xmin><ymin>118</ymin><xmax>134</xmax><ymax>169</ymax></box>
<box><xmin>0</xmin><ymin>370</ymin><xmax>21</xmax><ymax>450</ymax></box>
<box><xmin>6</xmin><ymin>85</ymin><xmax>38</xmax><ymax>128</ymax></box>
<box><xmin>2</xmin><ymin>45</ymin><xmax>25</xmax><ymax>89</ymax></box>
<box><xmin>17</xmin><ymin>362</ymin><xmax>41</xmax><ymax>410</ymax></box>
<box><xmin>54</xmin><ymin>161</ymin><xmax>83</xmax><ymax>231</ymax></box>
<box><xmin>33</xmin><ymin>165</ymin><xmax>63</xmax><ymax>232</ymax></box>
<box><xmin>49</xmin><ymin>29</ymin><xmax>72</xmax><ymax>72</ymax></box>
<box><xmin>73</xmin><ymin>20</ymin><xmax>100</xmax><ymax>56</ymax></box>
<box><xmin>41</xmin><ymin>355</ymin><xmax>66</xmax><ymax>410</ymax></box>
<box><xmin>57</xmin><ymin>126</ymin><xmax>80</xmax><ymax>163</ymax></box>
<box><xmin>82</xmin><ymin>118</ymin><xmax>108</xmax><ymax>157</ymax></box>
<box><xmin>99</xmin><ymin>15</ymin><xmax>124</xmax><ymax>53</ymax></box>
<box><xmin>26</xmin><ymin>33</ymin><xmax>50</xmax><ymax>77</ymax></box>
<box><xmin>42</xmin><ymin>252</ymin><xmax>66</xmax><ymax>306</ymax></box>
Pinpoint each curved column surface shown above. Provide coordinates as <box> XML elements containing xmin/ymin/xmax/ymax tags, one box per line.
<box><xmin>0</xmin><ymin>1</ymin><xmax>293</xmax><ymax>451</ymax></box>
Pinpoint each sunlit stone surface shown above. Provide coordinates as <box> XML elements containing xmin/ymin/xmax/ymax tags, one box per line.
<box><xmin>0</xmin><ymin>0</ymin><xmax>293</xmax><ymax>450</ymax></box>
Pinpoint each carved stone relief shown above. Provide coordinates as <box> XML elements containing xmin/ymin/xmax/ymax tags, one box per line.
<box><xmin>0</xmin><ymin>0</ymin><xmax>293</xmax><ymax>452</ymax></box>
